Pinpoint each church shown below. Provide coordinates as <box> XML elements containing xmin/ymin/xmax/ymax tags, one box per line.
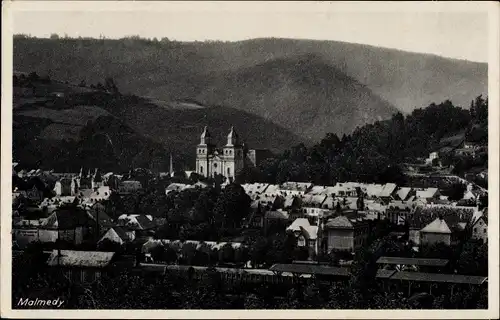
<box><xmin>195</xmin><ymin>126</ymin><xmax>271</xmax><ymax>181</ymax></box>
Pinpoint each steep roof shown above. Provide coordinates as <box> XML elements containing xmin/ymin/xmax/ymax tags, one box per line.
<box><xmin>380</xmin><ymin>183</ymin><xmax>397</xmax><ymax>197</ymax></box>
<box><xmin>396</xmin><ymin>187</ymin><xmax>413</xmax><ymax>201</ymax></box>
<box><xmin>300</xmin><ymin>225</ymin><xmax>319</xmax><ymax>240</ymax></box>
<box><xmin>87</xmin><ymin>208</ymin><xmax>114</xmax><ymax>228</ymax></box>
<box><xmin>416</xmin><ymin>188</ymin><xmax>439</xmax><ymax>199</ymax></box>
<box><xmin>110</xmin><ymin>226</ymin><xmax>129</xmax><ymax>242</ymax></box>
<box><xmin>135</xmin><ymin>215</ymin><xmax>156</xmax><ymax>230</ymax></box>
<box><xmin>421</xmin><ymin>218</ymin><xmax>452</xmax><ymax>234</ymax></box>
<box><xmin>325</xmin><ymin>215</ymin><xmax>354</xmax><ymax>229</ymax></box>
<box><xmin>287</xmin><ymin>218</ymin><xmax>311</xmax><ymax>232</ymax></box>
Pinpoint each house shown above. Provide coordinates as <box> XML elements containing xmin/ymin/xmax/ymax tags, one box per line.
<box><xmin>470</xmin><ymin>211</ymin><xmax>488</xmax><ymax>243</ymax></box>
<box><xmin>98</xmin><ymin>226</ymin><xmax>132</xmax><ymax>246</ymax></box>
<box><xmin>40</xmin><ymin>206</ymin><xmax>94</xmax><ymax>244</ymax></box>
<box><xmin>127</xmin><ymin>215</ymin><xmax>157</xmax><ymax>243</ymax></box>
<box><xmin>420</xmin><ymin>217</ymin><xmax>452</xmax><ymax>246</ymax></box>
<box><xmin>117</xmin><ymin>214</ymin><xmax>156</xmax><ymax>231</ymax></box>
<box><xmin>46</xmin><ymin>250</ymin><xmax>116</xmax><ymax>283</ymax></box>
<box><xmin>13</xmin><ymin>205</ymin><xmax>93</xmax><ymax>247</ymax></box>
<box><xmin>324</xmin><ymin>214</ymin><xmax>369</xmax><ymax>253</ymax></box>
<box><xmin>425</xmin><ymin>152</ymin><xmax>439</xmax><ymax>165</ymax></box>
<box><xmin>408</xmin><ymin>205</ymin><xmax>475</xmax><ymax>246</ymax></box>
<box><xmin>286</xmin><ymin>218</ymin><xmax>319</xmax><ymax>257</ymax></box>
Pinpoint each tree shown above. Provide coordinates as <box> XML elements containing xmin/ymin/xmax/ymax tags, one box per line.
<box><xmin>104</xmin><ymin>77</ymin><xmax>119</xmax><ymax>94</ymax></box>
<box><xmin>218</xmin><ymin>243</ymin><xmax>235</xmax><ymax>264</ymax></box>
<box><xmin>50</xmin><ymin>33</ymin><xmax>59</xmax><ymax>39</ymax></box>
<box><xmin>213</xmin><ymin>183</ymin><xmax>251</xmax><ymax>231</ymax></box>
<box><xmin>446</xmin><ymin>183</ymin><xmax>467</xmax><ymax>201</ymax></box>
<box><xmin>457</xmin><ymin>240</ymin><xmax>488</xmax><ymax>276</ymax></box>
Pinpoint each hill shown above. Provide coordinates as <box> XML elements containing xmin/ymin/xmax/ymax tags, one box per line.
<box><xmin>12</xmin><ymin>79</ymin><xmax>305</xmax><ymax>172</ymax></box>
<box><xmin>13</xmin><ymin>37</ymin><xmax>487</xmax><ymax>140</ymax></box>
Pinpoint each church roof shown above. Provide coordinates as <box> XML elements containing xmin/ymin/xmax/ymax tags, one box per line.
<box><xmin>200</xmin><ymin>126</ymin><xmax>211</xmax><ymax>138</ymax></box>
<box><xmin>226</xmin><ymin>126</ymin><xmax>241</xmax><ymax>146</ymax></box>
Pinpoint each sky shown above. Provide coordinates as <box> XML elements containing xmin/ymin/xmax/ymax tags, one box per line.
<box><xmin>10</xmin><ymin>2</ymin><xmax>489</xmax><ymax>62</ymax></box>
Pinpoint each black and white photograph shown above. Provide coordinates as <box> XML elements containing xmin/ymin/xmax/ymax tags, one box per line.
<box><xmin>1</xmin><ymin>1</ymin><xmax>499</xmax><ymax>318</ymax></box>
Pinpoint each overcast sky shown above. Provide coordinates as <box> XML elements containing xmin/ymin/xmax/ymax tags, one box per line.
<box><xmin>10</xmin><ymin>2</ymin><xmax>489</xmax><ymax>62</ymax></box>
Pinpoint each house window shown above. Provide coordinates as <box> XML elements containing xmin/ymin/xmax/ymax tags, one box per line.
<box><xmin>484</xmin><ymin>228</ymin><xmax>487</xmax><ymax>233</ymax></box>
<box><xmin>200</xmin><ymin>166</ymin><xmax>203</xmax><ymax>174</ymax></box>
<box><xmin>474</xmin><ymin>228</ymin><xmax>477</xmax><ymax>233</ymax></box>
<box><xmin>227</xmin><ymin>168</ymin><xmax>231</xmax><ymax>176</ymax></box>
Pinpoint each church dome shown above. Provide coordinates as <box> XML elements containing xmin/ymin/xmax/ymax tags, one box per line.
<box><xmin>226</xmin><ymin>126</ymin><xmax>240</xmax><ymax>146</ymax></box>
<box><xmin>199</xmin><ymin>126</ymin><xmax>212</xmax><ymax>145</ymax></box>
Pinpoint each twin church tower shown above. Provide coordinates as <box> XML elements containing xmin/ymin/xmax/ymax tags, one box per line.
<box><xmin>195</xmin><ymin>126</ymin><xmax>264</xmax><ymax>181</ymax></box>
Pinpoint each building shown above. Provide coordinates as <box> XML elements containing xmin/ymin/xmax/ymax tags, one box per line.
<box><xmin>324</xmin><ymin>214</ymin><xmax>369</xmax><ymax>253</ymax></box>
<box><xmin>46</xmin><ymin>250</ymin><xmax>116</xmax><ymax>283</ymax></box>
<box><xmin>98</xmin><ymin>226</ymin><xmax>132</xmax><ymax>246</ymax></box>
<box><xmin>415</xmin><ymin>188</ymin><xmax>441</xmax><ymax>201</ymax></box>
<box><xmin>195</xmin><ymin>126</ymin><xmax>269</xmax><ymax>181</ymax></box>
<box><xmin>420</xmin><ymin>217</ymin><xmax>452</xmax><ymax>246</ymax></box>
<box><xmin>470</xmin><ymin>210</ymin><xmax>488</xmax><ymax>243</ymax></box>
<box><xmin>13</xmin><ymin>205</ymin><xmax>94</xmax><ymax>247</ymax></box>
<box><xmin>425</xmin><ymin>152</ymin><xmax>439</xmax><ymax>165</ymax></box>
<box><xmin>287</xmin><ymin>218</ymin><xmax>320</xmax><ymax>257</ymax></box>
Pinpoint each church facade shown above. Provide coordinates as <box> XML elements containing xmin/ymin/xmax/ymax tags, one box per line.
<box><xmin>195</xmin><ymin>126</ymin><xmax>270</xmax><ymax>181</ymax></box>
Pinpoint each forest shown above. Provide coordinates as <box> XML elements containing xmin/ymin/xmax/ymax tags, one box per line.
<box><xmin>248</xmin><ymin>95</ymin><xmax>488</xmax><ymax>185</ymax></box>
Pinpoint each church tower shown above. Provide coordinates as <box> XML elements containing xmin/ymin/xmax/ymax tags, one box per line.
<box><xmin>223</xmin><ymin>126</ymin><xmax>244</xmax><ymax>181</ymax></box>
<box><xmin>196</xmin><ymin>126</ymin><xmax>213</xmax><ymax>178</ymax></box>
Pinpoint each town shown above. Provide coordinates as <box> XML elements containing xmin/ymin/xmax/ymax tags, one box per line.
<box><xmin>12</xmin><ymin>124</ymin><xmax>488</xmax><ymax>309</ymax></box>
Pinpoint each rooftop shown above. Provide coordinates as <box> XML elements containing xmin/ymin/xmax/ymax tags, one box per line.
<box><xmin>46</xmin><ymin>250</ymin><xmax>115</xmax><ymax>268</ymax></box>
<box><xmin>269</xmin><ymin>264</ymin><xmax>350</xmax><ymax>277</ymax></box>
<box><xmin>389</xmin><ymin>271</ymin><xmax>487</xmax><ymax>285</ymax></box>
<box><xmin>376</xmin><ymin>256</ymin><xmax>449</xmax><ymax>267</ymax></box>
